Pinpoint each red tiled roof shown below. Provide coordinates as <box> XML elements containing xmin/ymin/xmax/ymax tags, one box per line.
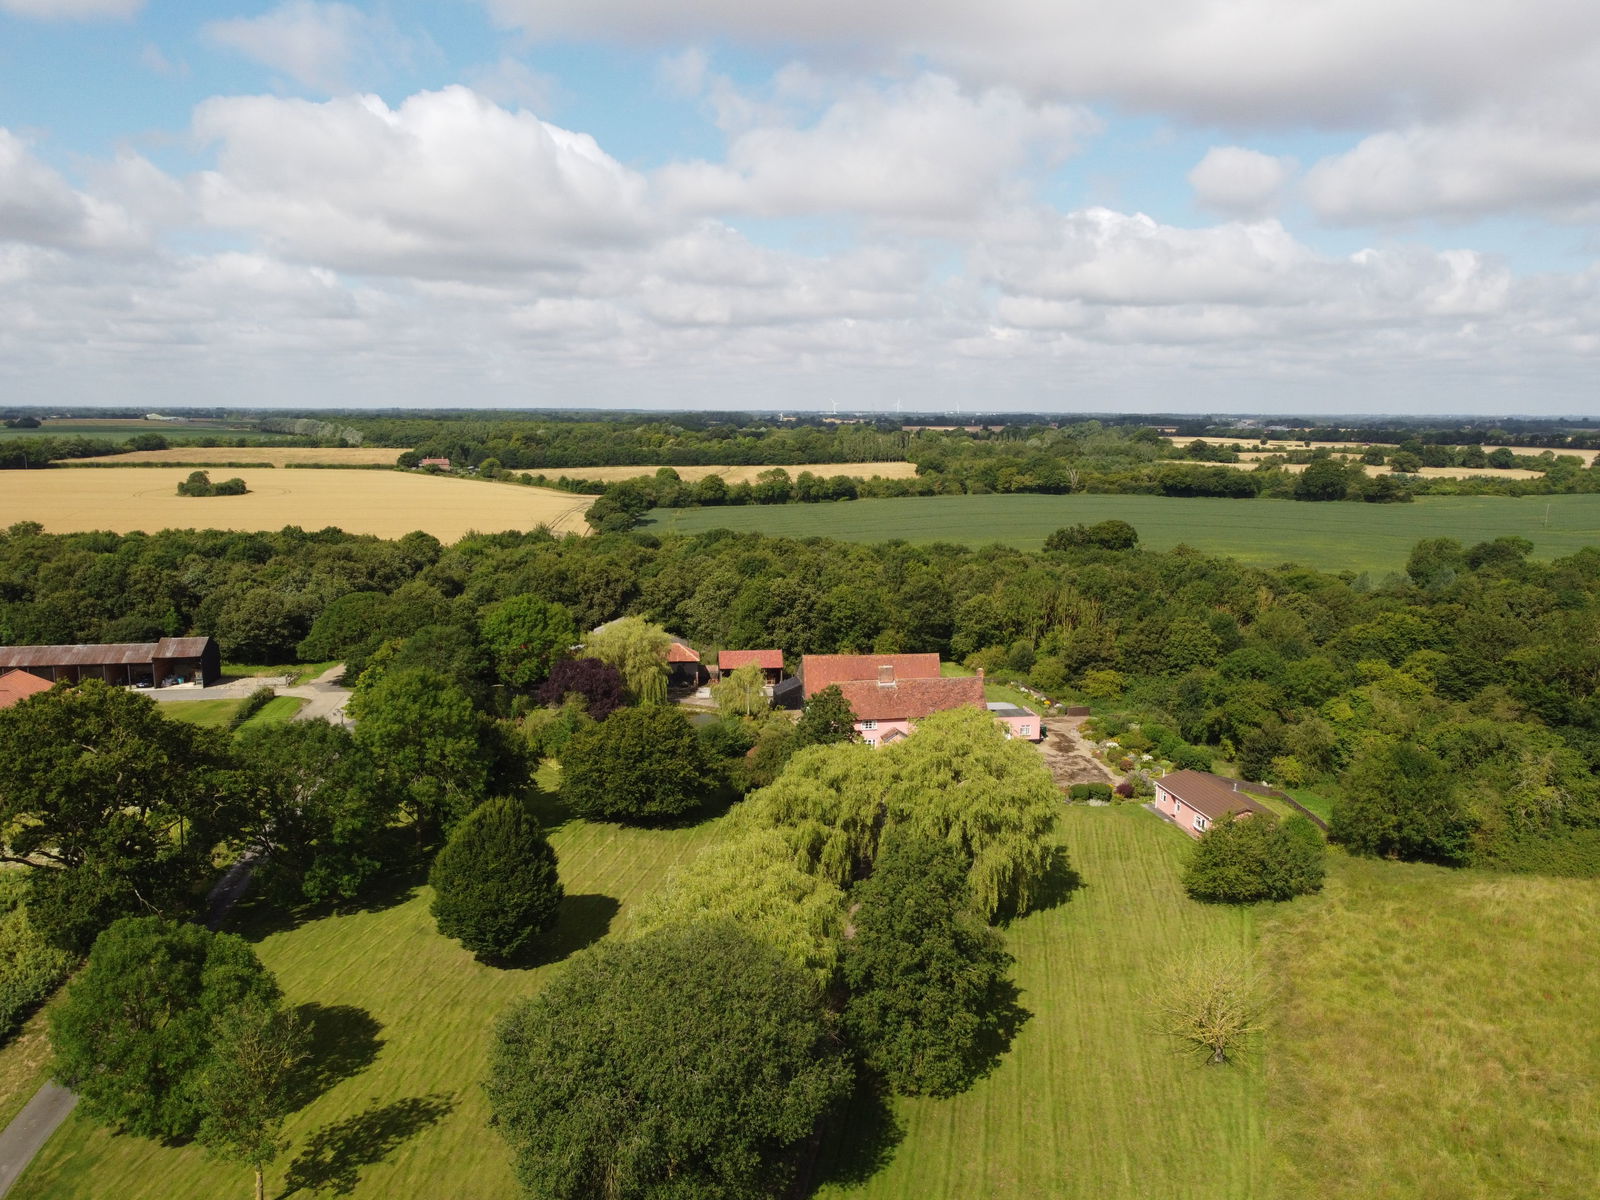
<box><xmin>1155</xmin><ymin>771</ymin><xmax>1271</xmax><ymax>822</ymax></box>
<box><xmin>666</xmin><ymin>641</ymin><xmax>701</xmax><ymax>664</ymax></box>
<box><xmin>719</xmin><ymin>649</ymin><xmax>783</xmax><ymax>671</ymax></box>
<box><xmin>0</xmin><ymin>669</ymin><xmax>52</xmax><ymax>709</ymax></box>
<box><xmin>800</xmin><ymin>653</ymin><xmax>940</xmax><ymax>698</ymax></box>
<box><xmin>832</xmin><ymin>675</ymin><xmax>985</xmax><ymax>722</ymax></box>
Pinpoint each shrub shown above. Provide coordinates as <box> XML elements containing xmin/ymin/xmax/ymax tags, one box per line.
<box><xmin>486</xmin><ymin>921</ymin><xmax>852</xmax><ymax>1200</ymax></box>
<box><xmin>1183</xmin><ymin>813</ymin><xmax>1325</xmax><ymax>904</ymax></box>
<box><xmin>0</xmin><ymin>900</ymin><xmax>72</xmax><ymax>1044</ymax></box>
<box><xmin>430</xmin><ymin>797</ymin><xmax>563</xmax><ymax>962</ymax></box>
<box><xmin>560</xmin><ymin>706</ymin><xmax>706</xmax><ymax>822</ymax></box>
<box><xmin>226</xmin><ymin>686</ymin><xmax>278</xmax><ymax>730</ymax></box>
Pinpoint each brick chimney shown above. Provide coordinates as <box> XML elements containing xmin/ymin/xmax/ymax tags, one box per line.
<box><xmin>877</xmin><ymin>664</ymin><xmax>895</xmax><ymax>685</ymax></box>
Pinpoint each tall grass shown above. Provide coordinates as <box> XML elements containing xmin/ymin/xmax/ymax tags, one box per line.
<box><xmin>1262</xmin><ymin>853</ymin><xmax>1600</xmax><ymax>1200</ymax></box>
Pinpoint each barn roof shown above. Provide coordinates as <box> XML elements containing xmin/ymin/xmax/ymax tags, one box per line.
<box><xmin>832</xmin><ymin>675</ymin><xmax>985</xmax><ymax>722</ymax></box>
<box><xmin>0</xmin><ymin>636</ymin><xmax>215</xmax><ymax>671</ymax></box>
<box><xmin>666</xmin><ymin>641</ymin><xmax>701</xmax><ymax>664</ymax></box>
<box><xmin>1156</xmin><ymin>770</ymin><xmax>1271</xmax><ymax>822</ymax></box>
<box><xmin>800</xmin><ymin>653</ymin><xmax>941</xmax><ymax>698</ymax></box>
<box><xmin>719</xmin><ymin>649</ymin><xmax>782</xmax><ymax>671</ymax></box>
<box><xmin>0</xmin><ymin>669</ymin><xmax>53</xmax><ymax>709</ymax></box>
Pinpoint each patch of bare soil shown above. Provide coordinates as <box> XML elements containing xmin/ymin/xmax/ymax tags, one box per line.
<box><xmin>1035</xmin><ymin>716</ymin><xmax>1120</xmax><ymax>790</ymax></box>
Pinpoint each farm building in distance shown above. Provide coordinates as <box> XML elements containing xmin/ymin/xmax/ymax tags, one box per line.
<box><xmin>0</xmin><ymin>637</ymin><xmax>221</xmax><ymax>689</ymax></box>
<box><xmin>666</xmin><ymin>640</ymin><xmax>708</xmax><ymax>688</ymax></box>
<box><xmin>1152</xmin><ymin>770</ymin><xmax>1271</xmax><ymax>837</ymax></box>
<box><xmin>0</xmin><ymin>669</ymin><xmax>52</xmax><ymax>709</ymax></box>
<box><xmin>716</xmin><ymin>649</ymin><xmax>784</xmax><ymax>686</ymax></box>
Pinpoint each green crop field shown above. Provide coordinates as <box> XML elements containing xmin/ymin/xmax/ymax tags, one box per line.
<box><xmin>0</xmin><ymin>421</ymin><xmax>291</xmax><ymax>442</ymax></box>
<box><xmin>644</xmin><ymin>494</ymin><xmax>1600</xmax><ymax>576</ymax></box>
<box><xmin>1262</xmin><ymin>855</ymin><xmax>1600</xmax><ymax>1200</ymax></box>
<box><xmin>9</xmin><ymin>815</ymin><xmax>728</xmax><ymax>1200</ymax></box>
<box><xmin>814</xmin><ymin>806</ymin><xmax>1264</xmax><ymax>1200</ymax></box>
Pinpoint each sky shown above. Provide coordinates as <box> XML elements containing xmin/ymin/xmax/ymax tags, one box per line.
<box><xmin>2</xmin><ymin>1</ymin><xmax>1599</xmax><ymax>415</ymax></box>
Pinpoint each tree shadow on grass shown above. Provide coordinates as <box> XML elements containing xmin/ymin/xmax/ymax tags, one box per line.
<box><xmin>284</xmin><ymin>1003</ymin><xmax>385</xmax><ymax>1112</ymax></box>
<box><xmin>498</xmin><ymin>892</ymin><xmax>620</xmax><ymax>971</ymax></box>
<box><xmin>279</xmin><ymin>1093</ymin><xmax>455</xmax><ymax>1198</ymax></box>
<box><xmin>226</xmin><ymin>849</ymin><xmax>431</xmax><ymax>942</ymax></box>
<box><xmin>968</xmin><ymin>978</ymin><xmax>1033</xmax><ymax>1085</ymax></box>
<box><xmin>801</xmin><ymin>1073</ymin><xmax>905</xmax><ymax>1195</ymax></box>
<box><xmin>998</xmin><ymin>845</ymin><xmax>1084</xmax><ymax>925</ymax></box>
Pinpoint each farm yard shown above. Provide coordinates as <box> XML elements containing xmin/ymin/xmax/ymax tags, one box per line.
<box><xmin>645</xmin><ymin>492</ymin><xmax>1600</xmax><ymax>576</ymax></box>
<box><xmin>64</xmin><ymin>447</ymin><xmax>407</xmax><ymax>467</ymax></box>
<box><xmin>0</xmin><ymin>467</ymin><xmax>593</xmax><ymax>539</ymax></box>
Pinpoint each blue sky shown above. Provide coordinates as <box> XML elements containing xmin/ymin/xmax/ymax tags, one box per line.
<box><xmin>2</xmin><ymin>0</ymin><xmax>1598</xmax><ymax>414</ymax></box>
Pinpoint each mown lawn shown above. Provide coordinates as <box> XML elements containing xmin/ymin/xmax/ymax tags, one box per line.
<box><xmin>236</xmin><ymin>695</ymin><xmax>307</xmax><ymax>729</ymax></box>
<box><xmin>1262</xmin><ymin>853</ymin><xmax>1600</xmax><ymax>1200</ymax></box>
<box><xmin>157</xmin><ymin>698</ymin><xmax>245</xmax><ymax>727</ymax></box>
<box><xmin>813</xmin><ymin>805</ymin><xmax>1265</xmax><ymax>1200</ymax></box>
<box><xmin>644</xmin><ymin>493</ymin><xmax>1600</xmax><ymax>576</ymax></box>
<box><xmin>9</xmin><ymin>816</ymin><xmax>728</xmax><ymax>1200</ymax></box>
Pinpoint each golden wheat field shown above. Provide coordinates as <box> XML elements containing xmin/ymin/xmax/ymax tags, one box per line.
<box><xmin>536</xmin><ymin>461</ymin><xmax>919</xmax><ymax>484</ymax></box>
<box><xmin>68</xmin><ymin>447</ymin><xmax>409</xmax><ymax>467</ymax></box>
<box><xmin>0</xmin><ymin>468</ymin><xmax>592</xmax><ymax>540</ymax></box>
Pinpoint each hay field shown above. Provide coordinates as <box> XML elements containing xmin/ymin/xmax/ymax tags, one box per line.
<box><xmin>1169</xmin><ymin>437</ymin><xmax>1599</xmax><ymax>467</ymax></box>
<box><xmin>68</xmin><ymin>447</ymin><xmax>407</xmax><ymax>467</ymax></box>
<box><xmin>0</xmin><ymin>468</ymin><xmax>592</xmax><ymax>540</ymax></box>
<box><xmin>541</xmin><ymin>461</ymin><xmax>917</xmax><ymax>484</ymax></box>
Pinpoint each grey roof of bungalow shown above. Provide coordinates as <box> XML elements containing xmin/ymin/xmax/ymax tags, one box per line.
<box><xmin>986</xmin><ymin>701</ymin><xmax>1033</xmax><ymax>718</ymax></box>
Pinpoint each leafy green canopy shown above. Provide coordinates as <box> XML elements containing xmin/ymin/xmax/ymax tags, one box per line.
<box><xmin>741</xmin><ymin>706</ymin><xmax>1060</xmax><ymax>919</ymax></box>
<box><xmin>234</xmin><ymin>720</ymin><xmax>394</xmax><ymax>906</ymax></box>
<box><xmin>843</xmin><ymin>833</ymin><xmax>1014</xmax><ymax>1096</ymax></box>
<box><xmin>1332</xmin><ymin>738</ymin><xmax>1472</xmax><ymax>864</ymax></box>
<box><xmin>0</xmin><ymin>680</ymin><xmax>246</xmax><ymax>953</ymax></box>
<box><xmin>1182</xmin><ymin>813</ymin><xmax>1325</xmax><ymax>903</ymax></box>
<box><xmin>50</xmin><ymin>916</ymin><xmax>281</xmax><ymax>1141</ymax></box>
<box><xmin>487</xmin><ymin>921</ymin><xmax>853</xmax><ymax>1200</ymax></box>
<box><xmin>196</xmin><ymin>996</ymin><xmax>308</xmax><ymax>1200</ymax></box>
<box><xmin>585</xmin><ymin>616</ymin><xmax>671</xmax><ymax>705</ymax></box>
<box><xmin>629</xmin><ymin>828</ymin><xmax>845</xmax><ymax>986</ymax></box>
<box><xmin>430</xmin><ymin>797</ymin><xmax>563</xmax><ymax>962</ymax></box>
<box><xmin>559</xmin><ymin>706</ymin><xmax>706</xmax><ymax>823</ymax></box>
<box><xmin>479</xmin><ymin>594</ymin><xmax>577</xmax><ymax>690</ymax></box>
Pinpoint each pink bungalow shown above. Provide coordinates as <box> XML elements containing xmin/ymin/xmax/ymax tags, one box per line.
<box><xmin>1152</xmin><ymin>770</ymin><xmax>1270</xmax><ymax>838</ymax></box>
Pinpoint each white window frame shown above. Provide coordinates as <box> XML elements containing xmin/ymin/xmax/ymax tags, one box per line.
<box><xmin>1019</xmin><ymin>725</ymin><xmax>1031</xmax><ymax>737</ymax></box>
<box><xmin>1194</xmin><ymin>813</ymin><xmax>1210</xmax><ymax>832</ymax></box>
<box><xmin>861</xmin><ymin>720</ymin><xmax>877</xmax><ymax>730</ymax></box>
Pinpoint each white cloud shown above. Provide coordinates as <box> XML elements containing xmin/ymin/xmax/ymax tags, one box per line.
<box><xmin>0</xmin><ymin>129</ymin><xmax>145</xmax><ymax>250</ymax></box>
<box><xmin>465</xmin><ymin>57</ymin><xmax>559</xmax><ymax>112</ymax></box>
<box><xmin>203</xmin><ymin>1</ymin><xmax>395</xmax><ymax>93</ymax></box>
<box><xmin>192</xmin><ymin>87</ymin><xmax>658</xmax><ymax>275</ymax></box>
<box><xmin>1304</xmin><ymin>107</ymin><xmax>1600</xmax><ymax>224</ymax></box>
<box><xmin>0</xmin><ymin>0</ymin><xmax>140</xmax><ymax>18</ymax></box>
<box><xmin>657</xmin><ymin>73</ymin><xmax>1097</xmax><ymax>221</ymax></box>
<box><xmin>477</xmin><ymin>0</ymin><xmax>1600</xmax><ymax>128</ymax></box>
<box><xmin>1188</xmin><ymin>147</ymin><xmax>1295</xmax><ymax>218</ymax></box>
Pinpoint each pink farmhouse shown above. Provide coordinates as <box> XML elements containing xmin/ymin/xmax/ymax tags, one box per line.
<box><xmin>1152</xmin><ymin>770</ymin><xmax>1270</xmax><ymax>838</ymax></box>
<box><xmin>799</xmin><ymin>654</ymin><xmax>1041</xmax><ymax>746</ymax></box>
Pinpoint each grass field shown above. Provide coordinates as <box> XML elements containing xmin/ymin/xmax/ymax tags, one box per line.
<box><xmin>10</xmin><ymin>815</ymin><xmax>728</xmax><ymax>1200</ymax></box>
<box><xmin>815</xmin><ymin>806</ymin><xmax>1263</xmax><ymax>1200</ymax></box>
<box><xmin>158</xmin><ymin>698</ymin><xmax>245</xmax><ymax>727</ymax></box>
<box><xmin>644</xmin><ymin>493</ymin><xmax>1600</xmax><ymax>576</ymax></box>
<box><xmin>541</xmin><ymin>462</ymin><xmax>918</xmax><ymax>484</ymax></box>
<box><xmin>64</xmin><ymin>447</ymin><xmax>407</xmax><ymax>467</ymax></box>
<box><xmin>1262</xmin><ymin>854</ymin><xmax>1600</xmax><ymax>1200</ymax></box>
<box><xmin>0</xmin><ymin>468</ymin><xmax>593</xmax><ymax>540</ymax></box>
<box><xmin>0</xmin><ymin>421</ymin><xmax>290</xmax><ymax>442</ymax></box>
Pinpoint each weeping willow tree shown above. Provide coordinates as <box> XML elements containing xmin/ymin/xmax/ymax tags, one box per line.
<box><xmin>585</xmin><ymin>616</ymin><xmax>670</xmax><ymax>705</ymax></box>
<box><xmin>741</xmin><ymin>705</ymin><xmax>1060</xmax><ymax>920</ymax></box>
<box><xmin>629</xmin><ymin>828</ymin><xmax>846</xmax><ymax>987</ymax></box>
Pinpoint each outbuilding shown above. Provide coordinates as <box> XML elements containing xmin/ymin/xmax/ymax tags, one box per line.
<box><xmin>0</xmin><ymin>636</ymin><xmax>221</xmax><ymax>688</ymax></box>
<box><xmin>1151</xmin><ymin>770</ymin><xmax>1270</xmax><ymax>838</ymax></box>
